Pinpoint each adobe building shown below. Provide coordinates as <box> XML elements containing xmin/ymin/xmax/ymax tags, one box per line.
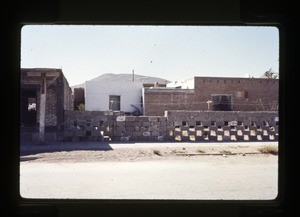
<box><xmin>84</xmin><ymin>73</ymin><xmax>169</xmax><ymax>115</ymax></box>
<box><xmin>142</xmin><ymin>76</ymin><xmax>279</xmax><ymax>116</ymax></box>
<box><xmin>21</xmin><ymin>68</ymin><xmax>73</xmax><ymax>142</ymax></box>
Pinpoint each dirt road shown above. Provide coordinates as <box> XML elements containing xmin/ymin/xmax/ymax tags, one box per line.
<box><xmin>20</xmin><ymin>142</ymin><xmax>278</xmax><ymax>200</ymax></box>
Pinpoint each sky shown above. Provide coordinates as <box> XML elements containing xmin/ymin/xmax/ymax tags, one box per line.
<box><xmin>21</xmin><ymin>25</ymin><xmax>279</xmax><ymax>86</ymax></box>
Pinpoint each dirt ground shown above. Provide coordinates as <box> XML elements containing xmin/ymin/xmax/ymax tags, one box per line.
<box><xmin>20</xmin><ymin>141</ymin><xmax>278</xmax><ymax>163</ymax></box>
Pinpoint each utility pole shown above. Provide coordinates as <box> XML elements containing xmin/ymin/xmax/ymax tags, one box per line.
<box><xmin>39</xmin><ymin>72</ymin><xmax>47</xmax><ymax>144</ymax></box>
<box><xmin>132</xmin><ymin>69</ymin><xmax>134</xmax><ymax>82</ymax></box>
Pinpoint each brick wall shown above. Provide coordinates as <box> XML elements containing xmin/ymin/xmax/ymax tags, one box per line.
<box><xmin>143</xmin><ymin>77</ymin><xmax>279</xmax><ymax>116</ymax></box>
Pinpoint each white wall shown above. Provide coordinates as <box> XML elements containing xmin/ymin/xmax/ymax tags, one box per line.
<box><xmin>85</xmin><ymin>81</ymin><xmax>143</xmax><ymax>113</ymax></box>
<box><xmin>167</xmin><ymin>77</ymin><xmax>195</xmax><ymax>89</ymax></box>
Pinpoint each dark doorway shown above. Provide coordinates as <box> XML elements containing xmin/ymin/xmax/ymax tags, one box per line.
<box><xmin>109</xmin><ymin>95</ymin><xmax>121</xmax><ymax>111</ymax></box>
<box><xmin>211</xmin><ymin>94</ymin><xmax>232</xmax><ymax>111</ymax></box>
<box><xmin>21</xmin><ymin>88</ymin><xmax>37</xmax><ymax>127</ymax></box>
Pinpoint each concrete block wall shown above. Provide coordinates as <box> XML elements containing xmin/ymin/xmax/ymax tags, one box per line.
<box><xmin>64</xmin><ymin>110</ymin><xmax>278</xmax><ymax>142</ymax></box>
<box><xmin>165</xmin><ymin>110</ymin><xmax>278</xmax><ymax>142</ymax></box>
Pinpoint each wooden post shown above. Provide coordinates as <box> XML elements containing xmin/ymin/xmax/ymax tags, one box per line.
<box><xmin>39</xmin><ymin>73</ymin><xmax>47</xmax><ymax>144</ymax></box>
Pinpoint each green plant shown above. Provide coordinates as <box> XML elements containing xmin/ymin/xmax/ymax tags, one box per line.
<box><xmin>77</xmin><ymin>103</ymin><xmax>85</xmax><ymax>110</ymax></box>
<box><xmin>258</xmin><ymin>146</ymin><xmax>278</xmax><ymax>155</ymax></box>
<box><xmin>197</xmin><ymin>149</ymin><xmax>205</xmax><ymax>154</ymax></box>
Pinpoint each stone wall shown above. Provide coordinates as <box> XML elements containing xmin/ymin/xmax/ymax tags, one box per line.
<box><xmin>63</xmin><ymin>110</ymin><xmax>278</xmax><ymax>142</ymax></box>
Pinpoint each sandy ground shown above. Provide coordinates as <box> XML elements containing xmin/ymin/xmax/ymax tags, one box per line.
<box><xmin>20</xmin><ymin>142</ymin><xmax>278</xmax><ymax>200</ymax></box>
<box><xmin>20</xmin><ymin>141</ymin><xmax>278</xmax><ymax>163</ymax></box>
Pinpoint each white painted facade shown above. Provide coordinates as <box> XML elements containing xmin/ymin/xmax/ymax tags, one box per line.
<box><xmin>85</xmin><ymin>80</ymin><xmax>143</xmax><ymax>113</ymax></box>
<box><xmin>166</xmin><ymin>77</ymin><xmax>195</xmax><ymax>89</ymax></box>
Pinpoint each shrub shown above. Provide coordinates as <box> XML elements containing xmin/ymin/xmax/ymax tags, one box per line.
<box><xmin>258</xmin><ymin>146</ymin><xmax>278</xmax><ymax>155</ymax></box>
<box><xmin>197</xmin><ymin>149</ymin><xmax>205</xmax><ymax>154</ymax></box>
<box><xmin>153</xmin><ymin>149</ymin><xmax>162</xmax><ymax>156</ymax></box>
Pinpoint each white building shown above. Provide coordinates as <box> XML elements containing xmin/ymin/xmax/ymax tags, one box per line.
<box><xmin>85</xmin><ymin>80</ymin><xmax>143</xmax><ymax>113</ymax></box>
<box><xmin>166</xmin><ymin>77</ymin><xmax>195</xmax><ymax>89</ymax></box>
<box><xmin>84</xmin><ymin>73</ymin><xmax>170</xmax><ymax>114</ymax></box>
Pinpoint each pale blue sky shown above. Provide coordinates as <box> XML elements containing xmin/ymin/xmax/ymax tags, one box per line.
<box><xmin>21</xmin><ymin>25</ymin><xmax>279</xmax><ymax>86</ymax></box>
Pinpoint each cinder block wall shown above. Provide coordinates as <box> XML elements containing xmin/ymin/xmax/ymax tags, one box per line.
<box><xmin>64</xmin><ymin>110</ymin><xmax>278</xmax><ymax>142</ymax></box>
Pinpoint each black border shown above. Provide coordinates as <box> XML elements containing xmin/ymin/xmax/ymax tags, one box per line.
<box><xmin>2</xmin><ymin>0</ymin><xmax>298</xmax><ymax>216</ymax></box>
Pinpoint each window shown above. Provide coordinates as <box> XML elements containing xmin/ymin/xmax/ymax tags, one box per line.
<box><xmin>109</xmin><ymin>95</ymin><xmax>120</xmax><ymax>111</ymax></box>
<box><xmin>211</xmin><ymin>94</ymin><xmax>232</xmax><ymax>111</ymax></box>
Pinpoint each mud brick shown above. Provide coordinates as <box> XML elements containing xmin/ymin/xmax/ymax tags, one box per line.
<box><xmin>115</xmin><ymin>122</ymin><xmax>125</xmax><ymax>127</ymax></box>
<box><xmin>133</xmin><ymin>132</ymin><xmax>142</xmax><ymax>137</ymax></box>
<box><xmin>182</xmin><ymin>130</ymin><xmax>189</xmax><ymax>137</ymax></box>
<box><xmin>262</xmin><ymin>135</ymin><xmax>270</xmax><ymax>141</ymax></box>
<box><xmin>64</xmin><ymin>131</ymin><xmax>74</xmax><ymax>137</ymax></box>
<box><xmin>106</xmin><ymin>120</ymin><xmax>114</xmax><ymax>126</ymax></box>
<box><xmin>85</xmin><ymin>126</ymin><xmax>93</xmax><ymax>131</ymax></box>
<box><xmin>250</xmin><ymin>126</ymin><xmax>257</xmax><ymax>131</ymax></box>
<box><xmin>230</xmin><ymin>130</ymin><xmax>237</xmax><ymax>136</ymax></box>
<box><xmin>71</xmin><ymin>136</ymin><xmax>80</xmax><ymax>142</ymax></box>
<box><xmin>149</xmin><ymin>125</ymin><xmax>158</xmax><ymax>131</ymax></box>
<box><xmin>138</xmin><ymin>116</ymin><xmax>149</xmax><ymax>122</ymax></box>
<box><xmin>139</xmin><ymin>136</ymin><xmax>149</xmax><ymax>141</ymax></box>
<box><xmin>98</xmin><ymin>126</ymin><xmax>106</xmax><ymax>131</ymax></box>
<box><xmin>235</xmin><ymin>133</ymin><xmax>243</xmax><ymax>140</ymax></box>
<box><xmin>242</xmin><ymin>130</ymin><xmax>250</xmax><ymax>135</ymax></box>
<box><xmin>181</xmin><ymin>126</ymin><xmax>189</xmax><ymax>131</ymax></box>
<box><xmin>103</xmin><ymin>136</ymin><xmax>110</xmax><ymax>141</ymax></box>
<box><xmin>256</xmin><ymin>130</ymin><xmax>263</xmax><ymax>136</ymax></box>
<box><xmin>91</xmin><ymin>131</ymin><xmax>100</xmax><ymax>136</ymax></box>
<box><xmin>216</xmin><ymin>121</ymin><xmax>224</xmax><ymax>127</ymax></box>
<box><xmin>121</xmin><ymin>131</ymin><xmax>132</xmax><ymax>137</ymax></box>
<box><xmin>174</xmin><ymin>131</ymin><xmax>182</xmax><ymax>136</ymax></box>
<box><xmin>210</xmin><ymin>126</ymin><xmax>217</xmax><ymax>131</ymax></box>
<box><xmin>157</xmin><ymin>136</ymin><xmax>165</xmax><ymax>141</ymax></box>
<box><xmin>75</xmin><ymin>131</ymin><xmax>85</xmax><ymax>137</ymax></box>
<box><xmin>125</xmin><ymin>116</ymin><xmax>136</xmax><ymax>121</ymax></box>
<box><xmin>236</xmin><ymin>125</ymin><xmax>244</xmax><ymax>131</ymax></box>
<box><xmin>216</xmin><ymin>130</ymin><xmax>224</xmax><ymax>136</ymax></box>
<box><xmin>124</xmin><ymin>121</ymin><xmax>133</xmax><ymax>127</ymax></box>
<box><xmin>181</xmin><ymin>136</ymin><xmax>190</xmax><ymax>142</ymax></box>
<box><xmin>166</xmin><ymin>135</ymin><xmax>175</xmax><ymax>141</ymax></box>
<box><xmin>223</xmin><ymin>135</ymin><xmax>231</xmax><ymax>141</ymax></box>
<box><xmin>143</xmin><ymin>122</ymin><xmax>150</xmax><ymax>127</ymax></box>
<box><xmin>77</xmin><ymin>120</ymin><xmax>86</xmax><ymax>126</ymax></box>
<box><xmin>149</xmin><ymin>116</ymin><xmax>159</xmax><ymax>122</ymax></box>
<box><xmin>159</xmin><ymin>131</ymin><xmax>167</xmax><ymax>137</ymax></box>
<box><xmin>133</xmin><ymin>121</ymin><xmax>141</xmax><ymax>127</ymax></box>
<box><xmin>116</xmin><ymin>116</ymin><xmax>126</xmax><ymax>122</ymax></box>
<box><xmin>249</xmin><ymin>135</ymin><xmax>257</xmax><ymax>141</ymax></box>
<box><xmin>151</xmin><ymin>131</ymin><xmax>160</xmax><ymax>137</ymax></box>
<box><xmin>174</xmin><ymin>121</ymin><xmax>182</xmax><ymax>127</ymax></box>
<box><xmin>195</xmin><ymin>126</ymin><xmax>203</xmax><ymax>131</ymax></box>
<box><xmin>160</xmin><ymin>121</ymin><xmax>167</xmax><ymax>127</ymax></box>
<box><xmin>125</xmin><ymin>126</ymin><xmax>135</xmax><ymax>132</ymax></box>
<box><xmin>158</xmin><ymin>116</ymin><xmax>167</xmax><ymax>122</ymax></box>
<box><xmin>120</xmin><ymin>136</ymin><xmax>130</xmax><ymax>142</ymax></box>
<box><xmin>142</xmin><ymin>131</ymin><xmax>151</xmax><ymax>137</ymax></box>
<box><xmin>210</xmin><ymin>135</ymin><xmax>217</xmax><ymax>141</ymax></box>
<box><xmin>90</xmin><ymin>120</ymin><xmax>99</xmax><ymax>126</ymax></box>
<box><xmin>113</xmin><ymin>132</ymin><xmax>123</xmax><ymax>137</ymax></box>
<box><xmin>188</xmin><ymin>131</ymin><xmax>196</xmax><ymax>136</ymax></box>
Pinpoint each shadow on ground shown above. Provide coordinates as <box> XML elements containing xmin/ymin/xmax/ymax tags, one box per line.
<box><xmin>20</xmin><ymin>142</ymin><xmax>113</xmax><ymax>156</ymax></box>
